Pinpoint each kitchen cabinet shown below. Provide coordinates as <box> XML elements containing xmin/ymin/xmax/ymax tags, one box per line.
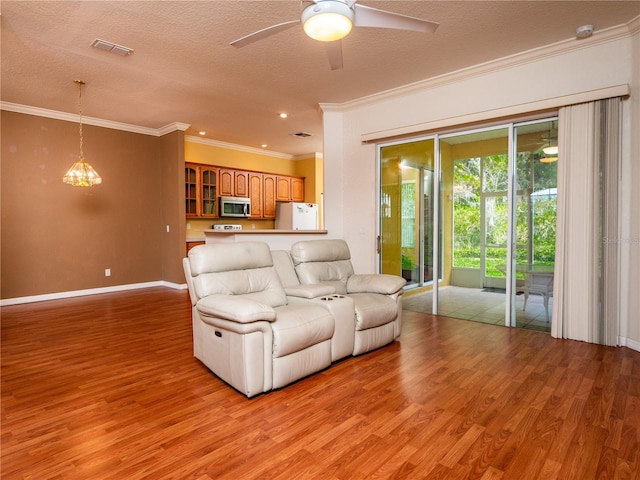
<box><xmin>185</xmin><ymin>163</ymin><xmax>303</xmax><ymax>218</ymax></box>
<box><xmin>263</xmin><ymin>174</ymin><xmax>276</xmax><ymax>219</ymax></box>
<box><xmin>276</xmin><ymin>176</ymin><xmax>291</xmax><ymax>202</ymax></box>
<box><xmin>250</xmin><ymin>173</ymin><xmax>277</xmax><ymax>219</ymax></box>
<box><xmin>185</xmin><ymin>164</ymin><xmax>198</xmax><ymax>217</ymax></box>
<box><xmin>185</xmin><ymin>163</ymin><xmax>219</xmax><ymax>218</ymax></box>
<box><xmin>291</xmin><ymin>177</ymin><xmax>304</xmax><ymax>202</ymax></box>
<box><xmin>201</xmin><ymin>167</ymin><xmax>219</xmax><ymax>215</ymax></box>
<box><xmin>219</xmin><ymin>168</ymin><xmax>248</xmax><ymax>197</ymax></box>
<box><xmin>276</xmin><ymin>175</ymin><xmax>305</xmax><ymax>202</ymax></box>
<box><xmin>248</xmin><ymin>173</ymin><xmax>263</xmax><ymax>218</ymax></box>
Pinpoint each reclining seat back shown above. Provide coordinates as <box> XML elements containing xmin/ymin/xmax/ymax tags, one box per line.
<box><xmin>291</xmin><ymin>239</ymin><xmax>354</xmax><ymax>294</ymax></box>
<box><xmin>188</xmin><ymin>242</ymin><xmax>287</xmax><ymax>307</ymax></box>
<box><xmin>290</xmin><ymin>239</ymin><xmax>405</xmax><ymax>355</ymax></box>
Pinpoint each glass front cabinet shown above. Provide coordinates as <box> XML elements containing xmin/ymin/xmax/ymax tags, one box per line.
<box><xmin>201</xmin><ymin>167</ymin><xmax>218</xmax><ymax>216</ymax></box>
<box><xmin>185</xmin><ymin>163</ymin><xmax>219</xmax><ymax>218</ymax></box>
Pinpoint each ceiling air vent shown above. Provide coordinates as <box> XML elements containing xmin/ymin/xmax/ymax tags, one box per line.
<box><xmin>91</xmin><ymin>39</ymin><xmax>134</xmax><ymax>56</ymax></box>
<box><xmin>292</xmin><ymin>132</ymin><xmax>312</xmax><ymax>138</ymax></box>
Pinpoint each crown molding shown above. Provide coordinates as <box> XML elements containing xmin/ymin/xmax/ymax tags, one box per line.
<box><xmin>185</xmin><ymin>135</ymin><xmax>294</xmax><ymax>160</ymax></box>
<box><xmin>158</xmin><ymin>122</ymin><xmax>191</xmax><ymax>135</ymax></box>
<box><xmin>0</xmin><ymin>101</ymin><xmax>305</xmax><ymax>158</ymax></box>
<box><xmin>0</xmin><ymin>102</ymin><xmax>190</xmax><ymax>137</ymax></box>
<box><xmin>324</xmin><ymin>20</ymin><xmax>638</xmax><ymax>113</ymax></box>
<box><xmin>628</xmin><ymin>13</ymin><xmax>640</xmax><ymax>34</ymax></box>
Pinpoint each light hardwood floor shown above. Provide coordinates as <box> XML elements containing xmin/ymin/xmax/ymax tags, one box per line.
<box><xmin>1</xmin><ymin>287</ymin><xmax>639</xmax><ymax>479</ymax></box>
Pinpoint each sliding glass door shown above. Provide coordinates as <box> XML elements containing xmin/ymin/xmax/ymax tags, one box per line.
<box><xmin>512</xmin><ymin>121</ymin><xmax>558</xmax><ymax>328</ymax></box>
<box><xmin>379</xmin><ymin>119</ymin><xmax>557</xmax><ymax>331</ymax></box>
<box><xmin>379</xmin><ymin>138</ymin><xmax>435</xmax><ymax>288</ymax></box>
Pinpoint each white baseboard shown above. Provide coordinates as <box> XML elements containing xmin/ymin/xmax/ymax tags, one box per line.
<box><xmin>0</xmin><ymin>281</ymin><xmax>187</xmax><ymax>306</ymax></box>
<box><xmin>619</xmin><ymin>336</ymin><xmax>640</xmax><ymax>353</ymax></box>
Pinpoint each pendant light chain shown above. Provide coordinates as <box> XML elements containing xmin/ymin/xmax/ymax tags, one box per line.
<box><xmin>76</xmin><ymin>80</ymin><xmax>85</xmax><ymax>162</ymax></box>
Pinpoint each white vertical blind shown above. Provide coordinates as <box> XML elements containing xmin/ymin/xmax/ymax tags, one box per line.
<box><xmin>599</xmin><ymin>98</ymin><xmax>622</xmax><ymax>346</ymax></box>
<box><xmin>552</xmin><ymin>98</ymin><xmax>622</xmax><ymax>345</ymax></box>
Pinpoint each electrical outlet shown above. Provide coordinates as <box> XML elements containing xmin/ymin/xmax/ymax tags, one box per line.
<box><xmin>105</xmin><ymin>269</ymin><xmax>111</xmax><ymax>277</ymax></box>
<box><xmin>186</xmin><ymin>223</ymin><xmax>191</xmax><ymax>230</ymax></box>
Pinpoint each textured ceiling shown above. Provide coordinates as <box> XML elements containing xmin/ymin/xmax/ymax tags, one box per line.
<box><xmin>1</xmin><ymin>1</ymin><xmax>639</xmax><ymax>157</ymax></box>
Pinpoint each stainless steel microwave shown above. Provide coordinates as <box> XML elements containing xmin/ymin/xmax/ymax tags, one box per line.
<box><xmin>220</xmin><ymin>196</ymin><xmax>251</xmax><ymax>217</ymax></box>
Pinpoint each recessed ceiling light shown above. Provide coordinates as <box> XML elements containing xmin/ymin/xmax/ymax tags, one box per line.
<box><xmin>261</xmin><ymin>144</ymin><xmax>268</xmax><ymax>148</ymax></box>
<box><xmin>576</xmin><ymin>24</ymin><xmax>594</xmax><ymax>38</ymax></box>
<box><xmin>199</xmin><ymin>131</ymin><xmax>206</xmax><ymax>135</ymax></box>
<box><xmin>279</xmin><ymin>113</ymin><xmax>288</xmax><ymax>119</ymax></box>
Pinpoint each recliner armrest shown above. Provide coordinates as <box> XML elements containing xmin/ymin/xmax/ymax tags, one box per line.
<box><xmin>196</xmin><ymin>295</ymin><xmax>276</xmax><ymax>323</ymax></box>
<box><xmin>285</xmin><ymin>284</ymin><xmax>336</xmax><ymax>299</ymax></box>
<box><xmin>347</xmin><ymin>274</ymin><xmax>406</xmax><ymax>295</ymax></box>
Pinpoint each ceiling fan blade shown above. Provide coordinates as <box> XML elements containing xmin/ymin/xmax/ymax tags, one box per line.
<box><xmin>353</xmin><ymin>4</ymin><xmax>439</xmax><ymax>33</ymax></box>
<box><xmin>325</xmin><ymin>40</ymin><xmax>343</xmax><ymax>70</ymax></box>
<box><xmin>230</xmin><ymin>20</ymin><xmax>300</xmax><ymax>48</ymax></box>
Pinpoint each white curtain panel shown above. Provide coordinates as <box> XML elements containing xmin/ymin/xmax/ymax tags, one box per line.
<box><xmin>552</xmin><ymin>98</ymin><xmax>622</xmax><ymax>346</ymax></box>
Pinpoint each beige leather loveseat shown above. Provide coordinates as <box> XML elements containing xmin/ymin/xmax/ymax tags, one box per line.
<box><xmin>184</xmin><ymin>239</ymin><xmax>405</xmax><ymax>397</ymax></box>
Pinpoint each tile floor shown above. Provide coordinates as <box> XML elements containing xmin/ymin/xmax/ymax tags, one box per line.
<box><xmin>402</xmin><ymin>285</ymin><xmax>552</xmax><ymax>333</ymax></box>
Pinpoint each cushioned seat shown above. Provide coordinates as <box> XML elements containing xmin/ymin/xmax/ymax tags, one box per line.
<box><xmin>347</xmin><ymin>292</ymin><xmax>398</xmax><ymax>330</ymax></box>
<box><xmin>270</xmin><ymin>304</ymin><xmax>334</xmax><ymax>357</ymax></box>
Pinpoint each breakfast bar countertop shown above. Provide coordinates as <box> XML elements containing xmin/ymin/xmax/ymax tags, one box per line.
<box><xmin>203</xmin><ymin>229</ymin><xmax>328</xmax><ymax>235</ymax></box>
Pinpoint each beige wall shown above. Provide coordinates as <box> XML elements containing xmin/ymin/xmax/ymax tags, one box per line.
<box><xmin>1</xmin><ymin>111</ymin><xmax>184</xmax><ymax>299</ymax></box>
<box><xmin>185</xmin><ymin>140</ymin><xmax>299</xmax><ymax>174</ymax></box>
<box><xmin>159</xmin><ymin>131</ymin><xmax>188</xmax><ymax>284</ymax></box>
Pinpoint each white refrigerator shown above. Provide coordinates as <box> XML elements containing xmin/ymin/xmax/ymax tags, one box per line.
<box><xmin>275</xmin><ymin>202</ymin><xmax>318</xmax><ymax>230</ymax></box>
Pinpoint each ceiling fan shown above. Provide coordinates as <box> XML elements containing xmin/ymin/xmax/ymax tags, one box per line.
<box><xmin>230</xmin><ymin>0</ymin><xmax>439</xmax><ymax>70</ymax></box>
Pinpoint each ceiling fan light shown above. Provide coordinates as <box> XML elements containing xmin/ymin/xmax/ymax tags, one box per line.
<box><xmin>542</xmin><ymin>145</ymin><xmax>558</xmax><ymax>155</ymax></box>
<box><xmin>302</xmin><ymin>1</ymin><xmax>354</xmax><ymax>42</ymax></box>
<box><xmin>540</xmin><ymin>156</ymin><xmax>558</xmax><ymax>163</ymax></box>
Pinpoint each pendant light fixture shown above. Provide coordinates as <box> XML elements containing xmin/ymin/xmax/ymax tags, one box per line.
<box><xmin>540</xmin><ymin>121</ymin><xmax>558</xmax><ymax>163</ymax></box>
<box><xmin>63</xmin><ymin>80</ymin><xmax>102</xmax><ymax>187</ymax></box>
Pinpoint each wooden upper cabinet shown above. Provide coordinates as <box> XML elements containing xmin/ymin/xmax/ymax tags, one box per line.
<box><xmin>263</xmin><ymin>174</ymin><xmax>276</xmax><ymax>219</ymax></box>
<box><xmin>200</xmin><ymin>167</ymin><xmax>219</xmax><ymax>216</ymax></box>
<box><xmin>185</xmin><ymin>163</ymin><xmax>218</xmax><ymax>218</ymax></box>
<box><xmin>185</xmin><ymin>164</ymin><xmax>199</xmax><ymax>218</ymax></box>
<box><xmin>234</xmin><ymin>171</ymin><xmax>249</xmax><ymax>197</ymax></box>
<box><xmin>276</xmin><ymin>175</ymin><xmax>305</xmax><ymax>202</ymax></box>
<box><xmin>276</xmin><ymin>176</ymin><xmax>291</xmax><ymax>201</ymax></box>
<box><xmin>219</xmin><ymin>169</ymin><xmax>233</xmax><ymax>197</ymax></box>
<box><xmin>219</xmin><ymin>168</ymin><xmax>248</xmax><ymax>197</ymax></box>
<box><xmin>291</xmin><ymin>177</ymin><xmax>304</xmax><ymax>202</ymax></box>
<box><xmin>248</xmin><ymin>173</ymin><xmax>263</xmax><ymax>218</ymax></box>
